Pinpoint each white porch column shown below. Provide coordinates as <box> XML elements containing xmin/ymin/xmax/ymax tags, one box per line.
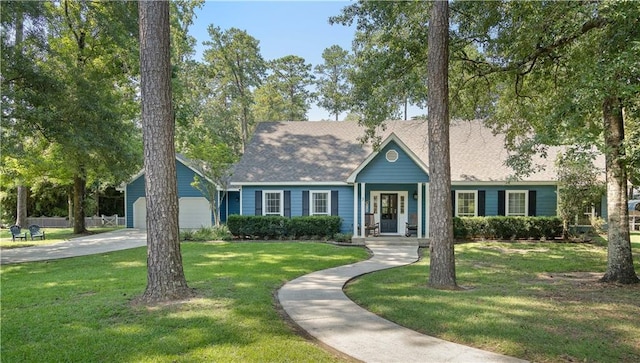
<box><xmin>424</xmin><ymin>182</ymin><xmax>430</xmax><ymax>238</ymax></box>
<box><xmin>353</xmin><ymin>183</ymin><xmax>358</xmax><ymax>236</ymax></box>
<box><xmin>216</xmin><ymin>190</ymin><xmax>221</xmax><ymax>223</ymax></box>
<box><xmin>360</xmin><ymin>182</ymin><xmax>366</xmax><ymax>237</ymax></box>
<box><xmin>417</xmin><ymin>182</ymin><xmax>423</xmax><ymax>239</ymax></box>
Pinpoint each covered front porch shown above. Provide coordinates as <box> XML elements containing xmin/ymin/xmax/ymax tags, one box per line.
<box><xmin>351</xmin><ymin>182</ymin><xmax>429</xmax><ymax>241</ymax></box>
<box><xmin>345</xmin><ymin>132</ymin><xmax>430</xmax><ymax>242</ymax></box>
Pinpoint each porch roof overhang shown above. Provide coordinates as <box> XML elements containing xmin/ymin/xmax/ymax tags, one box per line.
<box><xmin>346</xmin><ymin>133</ymin><xmax>429</xmax><ymax>183</ymax></box>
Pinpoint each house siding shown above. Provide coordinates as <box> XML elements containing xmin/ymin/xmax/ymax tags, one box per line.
<box><xmin>241</xmin><ymin>185</ymin><xmax>355</xmax><ymax>233</ymax></box>
<box><xmin>176</xmin><ymin>161</ymin><xmax>207</xmax><ymax>198</ymax></box>
<box><xmin>125</xmin><ymin>174</ymin><xmax>145</xmax><ymax>228</ymax></box>
<box><xmin>357</xmin><ymin>141</ymin><xmax>429</xmax><ymax>183</ymax></box>
<box><xmin>452</xmin><ymin>185</ymin><xmax>557</xmax><ymax>217</ymax></box>
<box><xmin>125</xmin><ymin>159</ymin><xmax>212</xmax><ymax>228</ymax></box>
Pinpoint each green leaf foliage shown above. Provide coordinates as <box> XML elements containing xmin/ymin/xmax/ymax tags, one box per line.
<box><xmin>314</xmin><ymin>45</ymin><xmax>352</xmax><ymax>121</ymax></box>
<box><xmin>257</xmin><ymin>55</ymin><xmax>315</xmax><ymax>121</ymax></box>
<box><xmin>556</xmin><ymin>148</ymin><xmax>606</xmax><ymax>234</ymax></box>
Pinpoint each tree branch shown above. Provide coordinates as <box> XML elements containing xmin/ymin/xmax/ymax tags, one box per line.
<box><xmin>456</xmin><ymin>16</ymin><xmax>610</xmax><ymax>77</ymax></box>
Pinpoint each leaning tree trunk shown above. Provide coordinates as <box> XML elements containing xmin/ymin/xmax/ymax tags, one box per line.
<box><xmin>427</xmin><ymin>1</ymin><xmax>457</xmax><ymax>289</ymax></box>
<box><xmin>139</xmin><ymin>0</ymin><xmax>191</xmax><ymax>303</ymax></box>
<box><xmin>600</xmin><ymin>96</ymin><xmax>639</xmax><ymax>284</ymax></box>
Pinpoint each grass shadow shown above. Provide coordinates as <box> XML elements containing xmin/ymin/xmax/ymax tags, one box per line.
<box><xmin>1</xmin><ymin>242</ymin><xmax>368</xmax><ymax>362</ymax></box>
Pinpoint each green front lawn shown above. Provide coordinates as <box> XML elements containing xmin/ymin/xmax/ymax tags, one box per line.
<box><xmin>3</xmin><ymin>234</ymin><xmax>639</xmax><ymax>362</ymax></box>
<box><xmin>0</xmin><ymin>227</ymin><xmax>124</xmax><ymax>249</ymax></box>
<box><xmin>346</xmin><ymin>232</ymin><xmax>640</xmax><ymax>363</ymax></box>
<box><xmin>0</xmin><ymin>242</ymin><xmax>369</xmax><ymax>362</ymax></box>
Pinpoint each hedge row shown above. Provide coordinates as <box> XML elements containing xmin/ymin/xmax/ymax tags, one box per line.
<box><xmin>227</xmin><ymin>215</ymin><xmax>342</xmax><ymax>240</ymax></box>
<box><xmin>453</xmin><ymin>216</ymin><xmax>563</xmax><ymax>240</ymax></box>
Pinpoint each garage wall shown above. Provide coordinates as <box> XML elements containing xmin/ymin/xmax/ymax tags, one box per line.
<box><xmin>125</xmin><ymin>158</ymin><xmax>214</xmax><ymax>228</ymax></box>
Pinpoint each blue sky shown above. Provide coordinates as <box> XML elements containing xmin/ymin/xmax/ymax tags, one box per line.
<box><xmin>188</xmin><ymin>1</ymin><xmax>356</xmax><ymax>120</ymax></box>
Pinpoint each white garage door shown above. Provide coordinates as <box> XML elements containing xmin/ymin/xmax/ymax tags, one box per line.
<box><xmin>133</xmin><ymin>197</ymin><xmax>146</xmax><ymax>229</ymax></box>
<box><xmin>179</xmin><ymin>197</ymin><xmax>212</xmax><ymax>229</ymax></box>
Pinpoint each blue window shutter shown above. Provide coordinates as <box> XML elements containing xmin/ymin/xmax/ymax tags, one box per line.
<box><xmin>331</xmin><ymin>191</ymin><xmax>339</xmax><ymax>216</ymax></box>
<box><xmin>302</xmin><ymin>191</ymin><xmax>309</xmax><ymax>216</ymax></box>
<box><xmin>528</xmin><ymin>190</ymin><xmax>537</xmax><ymax>216</ymax></box>
<box><xmin>497</xmin><ymin>190</ymin><xmax>505</xmax><ymax>216</ymax></box>
<box><xmin>478</xmin><ymin>190</ymin><xmax>486</xmax><ymax>216</ymax></box>
<box><xmin>451</xmin><ymin>190</ymin><xmax>456</xmax><ymax>217</ymax></box>
<box><xmin>255</xmin><ymin>191</ymin><xmax>262</xmax><ymax>215</ymax></box>
<box><xmin>284</xmin><ymin>190</ymin><xmax>291</xmax><ymax>218</ymax></box>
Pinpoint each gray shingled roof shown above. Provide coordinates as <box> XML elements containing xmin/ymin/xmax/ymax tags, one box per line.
<box><xmin>230</xmin><ymin>120</ymin><xmax>572</xmax><ymax>184</ymax></box>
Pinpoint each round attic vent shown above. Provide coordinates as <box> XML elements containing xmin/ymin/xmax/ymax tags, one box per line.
<box><xmin>386</xmin><ymin>149</ymin><xmax>399</xmax><ymax>162</ymax></box>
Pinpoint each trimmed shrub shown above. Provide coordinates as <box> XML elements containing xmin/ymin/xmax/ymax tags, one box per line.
<box><xmin>453</xmin><ymin>217</ymin><xmax>469</xmax><ymax>239</ymax></box>
<box><xmin>453</xmin><ymin>216</ymin><xmax>563</xmax><ymax>240</ymax></box>
<box><xmin>288</xmin><ymin>216</ymin><xmax>341</xmax><ymax>239</ymax></box>
<box><xmin>227</xmin><ymin>215</ymin><xmax>342</xmax><ymax>240</ymax></box>
<box><xmin>180</xmin><ymin>226</ymin><xmax>233</xmax><ymax>242</ymax></box>
<box><xmin>180</xmin><ymin>229</ymin><xmax>196</xmax><ymax>241</ymax></box>
<box><xmin>333</xmin><ymin>233</ymin><xmax>353</xmax><ymax>243</ymax></box>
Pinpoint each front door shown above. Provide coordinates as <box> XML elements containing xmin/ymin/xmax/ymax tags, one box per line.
<box><xmin>380</xmin><ymin>193</ymin><xmax>398</xmax><ymax>233</ymax></box>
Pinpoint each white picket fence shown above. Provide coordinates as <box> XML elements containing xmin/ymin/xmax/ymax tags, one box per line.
<box><xmin>25</xmin><ymin>215</ymin><xmax>125</xmax><ymax>228</ymax></box>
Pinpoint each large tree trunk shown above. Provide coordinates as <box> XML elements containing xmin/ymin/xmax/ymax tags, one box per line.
<box><xmin>14</xmin><ymin>8</ymin><xmax>27</xmax><ymax>229</ymax></box>
<box><xmin>15</xmin><ymin>186</ymin><xmax>28</xmax><ymax>227</ymax></box>
<box><xmin>600</xmin><ymin>97</ymin><xmax>639</xmax><ymax>284</ymax></box>
<box><xmin>427</xmin><ymin>1</ymin><xmax>457</xmax><ymax>289</ymax></box>
<box><xmin>72</xmin><ymin>170</ymin><xmax>88</xmax><ymax>234</ymax></box>
<box><xmin>67</xmin><ymin>187</ymin><xmax>73</xmax><ymax>227</ymax></box>
<box><xmin>139</xmin><ymin>0</ymin><xmax>191</xmax><ymax>302</ymax></box>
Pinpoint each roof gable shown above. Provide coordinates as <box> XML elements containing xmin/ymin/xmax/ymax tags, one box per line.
<box><xmin>347</xmin><ymin>133</ymin><xmax>429</xmax><ymax>183</ymax></box>
<box><xmin>126</xmin><ymin>154</ymin><xmax>214</xmax><ymax>185</ymax></box>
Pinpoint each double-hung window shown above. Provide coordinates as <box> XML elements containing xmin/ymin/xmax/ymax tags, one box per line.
<box><xmin>263</xmin><ymin>191</ymin><xmax>283</xmax><ymax>216</ymax></box>
<box><xmin>311</xmin><ymin>191</ymin><xmax>330</xmax><ymax>216</ymax></box>
<box><xmin>506</xmin><ymin>191</ymin><xmax>528</xmax><ymax>216</ymax></box>
<box><xmin>456</xmin><ymin>190</ymin><xmax>477</xmax><ymax>217</ymax></box>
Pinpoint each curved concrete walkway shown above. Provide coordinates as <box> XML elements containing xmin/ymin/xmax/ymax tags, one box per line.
<box><xmin>1</xmin><ymin>228</ymin><xmax>146</xmax><ymax>265</ymax></box>
<box><xmin>278</xmin><ymin>241</ymin><xmax>527</xmax><ymax>363</ymax></box>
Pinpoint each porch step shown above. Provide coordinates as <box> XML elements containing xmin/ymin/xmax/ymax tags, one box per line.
<box><xmin>361</xmin><ymin>237</ymin><xmax>429</xmax><ymax>247</ymax></box>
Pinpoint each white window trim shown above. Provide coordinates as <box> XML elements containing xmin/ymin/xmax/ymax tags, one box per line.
<box><xmin>310</xmin><ymin>190</ymin><xmax>331</xmax><ymax>216</ymax></box>
<box><xmin>263</xmin><ymin>190</ymin><xmax>284</xmax><ymax>216</ymax></box>
<box><xmin>455</xmin><ymin>190</ymin><xmax>478</xmax><ymax>217</ymax></box>
<box><xmin>506</xmin><ymin>190</ymin><xmax>529</xmax><ymax>216</ymax></box>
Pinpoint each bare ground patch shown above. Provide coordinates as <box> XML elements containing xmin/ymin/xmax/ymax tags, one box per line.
<box><xmin>529</xmin><ymin>272</ymin><xmax>640</xmax><ymax>305</ymax></box>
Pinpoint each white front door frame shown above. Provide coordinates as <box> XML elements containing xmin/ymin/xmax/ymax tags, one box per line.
<box><xmin>370</xmin><ymin>190</ymin><xmax>408</xmax><ymax>236</ymax></box>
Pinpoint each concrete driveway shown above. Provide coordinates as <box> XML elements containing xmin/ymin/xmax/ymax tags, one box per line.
<box><xmin>0</xmin><ymin>228</ymin><xmax>147</xmax><ymax>265</ymax></box>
